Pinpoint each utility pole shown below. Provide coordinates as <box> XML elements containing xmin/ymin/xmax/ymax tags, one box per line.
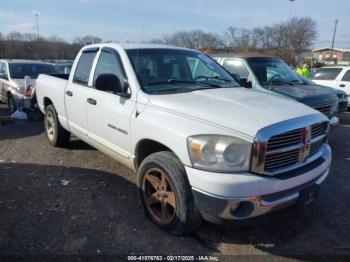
<box><xmin>34</xmin><ymin>12</ymin><xmax>40</xmax><ymax>40</ymax></box>
<box><xmin>330</xmin><ymin>19</ymin><xmax>338</xmax><ymax>63</ymax></box>
<box><xmin>289</xmin><ymin>0</ymin><xmax>295</xmax><ymax>21</ymax></box>
<box><xmin>288</xmin><ymin>0</ymin><xmax>296</xmax><ymax>60</ymax></box>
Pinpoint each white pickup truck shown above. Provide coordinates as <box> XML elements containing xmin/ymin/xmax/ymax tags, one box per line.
<box><xmin>36</xmin><ymin>44</ymin><xmax>332</xmax><ymax>235</ymax></box>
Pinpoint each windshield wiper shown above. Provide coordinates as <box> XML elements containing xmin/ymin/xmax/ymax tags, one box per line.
<box><xmin>195</xmin><ymin>75</ymin><xmax>232</xmax><ymax>82</ymax></box>
<box><xmin>196</xmin><ymin>81</ymin><xmax>224</xmax><ymax>88</ymax></box>
<box><xmin>146</xmin><ymin>79</ymin><xmax>196</xmax><ymax>86</ymax></box>
<box><xmin>146</xmin><ymin>86</ymin><xmax>193</xmax><ymax>94</ymax></box>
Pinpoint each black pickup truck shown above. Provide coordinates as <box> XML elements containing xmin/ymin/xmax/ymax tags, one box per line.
<box><xmin>212</xmin><ymin>55</ymin><xmax>341</xmax><ymax>125</ymax></box>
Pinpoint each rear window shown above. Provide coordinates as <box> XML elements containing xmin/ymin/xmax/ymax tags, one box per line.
<box><xmin>222</xmin><ymin>59</ymin><xmax>249</xmax><ymax>78</ymax></box>
<box><xmin>312</xmin><ymin>68</ymin><xmax>342</xmax><ymax>81</ymax></box>
<box><xmin>73</xmin><ymin>51</ymin><xmax>97</xmax><ymax>85</ymax></box>
<box><xmin>9</xmin><ymin>63</ymin><xmax>57</xmax><ymax>79</ymax></box>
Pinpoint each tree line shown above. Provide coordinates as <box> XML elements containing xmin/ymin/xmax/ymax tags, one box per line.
<box><xmin>150</xmin><ymin>17</ymin><xmax>317</xmax><ymax>63</ymax></box>
<box><xmin>0</xmin><ymin>17</ymin><xmax>317</xmax><ymax>63</ymax></box>
<box><xmin>0</xmin><ymin>33</ymin><xmax>103</xmax><ymax>60</ymax></box>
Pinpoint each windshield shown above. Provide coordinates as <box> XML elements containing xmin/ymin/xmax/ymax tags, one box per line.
<box><xmin>9</xmin><ymin>63</ymin><xmax>57</xmax><ymax>79</ymax></box>
<box><xmin>246</xmin><ymin>57</ymin><xmax>303</xmax><ymax>85</ymax></box>
<box><xmin>126</xmin><ymin>48</ymin><xmax>239</xmax><ymax>94</ymax></box>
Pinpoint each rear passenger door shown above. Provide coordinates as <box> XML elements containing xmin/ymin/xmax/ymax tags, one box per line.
<box><xmin>338</xmin><ymin>69</ymin><xmax>350</xmax><ymax>96</ymax></box>
<box><xmin>85</xmin><ymin>47</ymin><xmax>135</xmax><ymax>159</ymax></box>
<box><xmin>65</xmin><ymin>48</ymin><xmax>98</xmax><ymax>136</ymax></box>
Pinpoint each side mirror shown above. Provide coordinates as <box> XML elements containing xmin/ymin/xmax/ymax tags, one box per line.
<box><xmin>95</xmin><ymin>74</ymin><xmax>130</xmax><ymax>98</ymax></box>
<box><xmin>0</xmin><ymin>73</ymin><xmax>8</xmax><ymax>80</ymax></box>
<box><xmin>239</xmin><ymin>78</ymin><xmax>252</xmax><ymax>88</ymax></box>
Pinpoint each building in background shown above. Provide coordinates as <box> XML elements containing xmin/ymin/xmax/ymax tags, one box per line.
<box><xmin>312</xmin><ymin>47</ymin><xmax>350</xmax><ymax>65</ymax></box>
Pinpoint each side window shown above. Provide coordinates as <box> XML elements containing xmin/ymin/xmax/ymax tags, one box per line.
<box><xmin>73</xmin><ymin>51</ymin><xmax>97</xmax><ymax>85</ymax></box>
<box><xmin>223</xmin><ymin>59</ymin><xmax>249</xmax><ymax>78</ymax></box>
<box><xmin>312</xmin><ymin>68</ymin><xmax>342</xmax><ymax>80</ymax></box>
<box><xmin>93</xmin><ymin>50</ymin><xmax>126</xmax><ymax>87</ymax></box>
<box><xmin>341</xmin><ymin>70</ymin><xmax>350</xmax><ymax>82</ymax></box>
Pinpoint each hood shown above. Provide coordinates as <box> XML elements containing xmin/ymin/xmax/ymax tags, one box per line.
<box><xmin>316</xmin><ymin>85</ymin><xmax>347</xmax><ymax>97</ymax></box>
<box><xmin>149</xmin><ymin>88</ymin><xmax>321</xmax><ymax>138</ymax></box>
<box><xmin>266</xmin><ymin>84</ymin><xmax>338</xmax><ymax>106</ymax></box>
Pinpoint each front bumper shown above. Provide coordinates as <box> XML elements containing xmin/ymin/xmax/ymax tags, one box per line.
<box><xmin>186</xmin><ymin>144</ymin><xmax>331</xmax><ymax>223</ymax></box>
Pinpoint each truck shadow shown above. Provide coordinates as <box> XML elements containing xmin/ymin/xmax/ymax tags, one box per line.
<box><xmin>0</xmin><ymin>163</ymin><xmax>208</xmax><ymax>255</ymax></box>
<box><xmin>0</xmin><ymin>120</ymin><xmax>44</xmax><ymax>140</ymax></box>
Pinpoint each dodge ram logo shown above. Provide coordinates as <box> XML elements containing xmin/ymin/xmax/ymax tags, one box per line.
<box><xmin>299</xmin><ymin>126</ymin><xmax>311</xmax><ymax>163</ymax></box>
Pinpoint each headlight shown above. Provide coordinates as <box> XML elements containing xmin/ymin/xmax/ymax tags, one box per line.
<box><xmin>187</xmin><ymin>135</ymin><xmax>251</xmax><ymax>172</ymax></box>
<box><xmin>338</xmin><ymin>94</ymin><xmax>348</xmax><ymax>102</ymax></box>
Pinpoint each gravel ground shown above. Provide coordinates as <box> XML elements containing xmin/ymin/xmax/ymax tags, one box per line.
<box><xmin>0</xmin><ymin>103</ymin><xmax>350</xmax><ymax>259</ymax></box>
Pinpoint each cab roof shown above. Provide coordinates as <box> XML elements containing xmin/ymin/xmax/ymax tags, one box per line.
<box><xmin>81</xmin><ymin>43</ymin><xmax>196</xmax><ymax>52</ymax></box>
<box><xmin>210</xmin><ymin>53</ymin><xmax>272</xmax><ymax>59</ymax></box>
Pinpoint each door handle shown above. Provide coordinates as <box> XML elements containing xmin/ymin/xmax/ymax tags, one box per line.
<box><xmin>339</xmin><ymin>84</ymin><xmax>346</xmax><ymax>87</ymax></box>
<box><xmin>66</xmin><ymin>90</ymin><xmax>73</xmax><ymax>96</ymax></box>
<box><xmin>87</xmin><ymin>98</ymin><xmax>97</xmax><ymax>105</ymax></box>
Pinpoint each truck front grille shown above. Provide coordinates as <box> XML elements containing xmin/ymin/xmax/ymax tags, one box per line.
<box><xmin>251</xmin><ymin>116</ymin><xmax>329</xmax><ymax>176</ymax></box>
<box><xmin>311</xmin><ymin>122</ymin><xmax>328</xmax><ymax>137</ymax></box>
<box><xmin>264</xmin><ymin>148</ymin><xmax>299</xmax><ymax>172</ymax></box>
<box><xmin>266</xmin><ymin>129</ymin><xmax>302</xmax><ymax>150</ymax></box>
<box><xmin>312</xmin><ymin>103</ymin><xmax>335</xmax><ymax>118</ymax></box>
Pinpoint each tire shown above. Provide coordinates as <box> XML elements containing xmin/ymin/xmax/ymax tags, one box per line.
<box><xmin>137</xmin><ymin>151</ymin><xmax>202</xmax><ymax>236</ymax></box>
<box><xmin>44</xmin><ymin>104</ymin><xmax>70</xmax><ymax>147</ymax></box>
<box><xmin>7</xmin><ymin>93</ymin><xmax>16</xmax><ymax>114</ymax></box>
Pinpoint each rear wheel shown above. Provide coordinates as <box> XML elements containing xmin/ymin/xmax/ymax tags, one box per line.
<box><xmin>44</xmin><ymin>104</ymin><xmax>70</xmax><ymax>147</ymax></box>
<box><xmin>137</xmin><ymin>151</ymin><xmax>202</xmax><ymax>235</ymax></box>
<box><xmin>7</xmin><ymin>93</ymin><xmax>16</xmax><ymax>114</ymax></box>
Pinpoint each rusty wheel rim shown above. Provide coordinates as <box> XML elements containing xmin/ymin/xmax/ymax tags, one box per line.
<box><xmin>142</xmin><ymin>167</ymin><xmax>176</xmax><ymax>225</ymax></box>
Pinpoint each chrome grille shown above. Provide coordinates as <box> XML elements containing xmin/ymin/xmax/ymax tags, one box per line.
<box><xmin>310</xmin><ymin>140</ymin><xmax>323</xmax><ymax>157</ymax></box>
<box><xmin>266</xmin><ymin>129</ymin><xmax>302</xmax><ymax>150</ymax></box>
<box><xmin>265</xmin><ymin>149</ymin><xmax>299</xmax><ymax>172</ymax></box>
<box><xmin>312</xmin><ymin>103</ymin><xmax>334</xmax><ymax>118</ymax></box>
<box><xmin>311</xmin><ymin>122</ymin><xmax>328</xmax><ymax>138</ymax></box>
<box><xmin>252</xmin><ymin>118</ymin><xmax>329</xmax><ymax>176</ymax></box>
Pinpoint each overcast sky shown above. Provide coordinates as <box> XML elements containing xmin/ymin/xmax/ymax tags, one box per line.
<box><xmin>1</xmin><ymin>0</ymin><xmax>349</xmax><ymax>48</ymax></box>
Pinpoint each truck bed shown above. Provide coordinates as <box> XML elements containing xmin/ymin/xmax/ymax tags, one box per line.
<box><xmin>36</xmin><ymin>74</ymin><xmax>68</xmax><ymax>121</ymax></box>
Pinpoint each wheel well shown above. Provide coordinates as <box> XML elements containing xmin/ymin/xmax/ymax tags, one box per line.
<box><xmin>135</xmin><ymin>139</ymin><xmax>173</xmax><ymax>169</ymax></box>
<box><xmin>43</xmin><ymin>97</ymin><xmax>53</xmax><ymax>108</ymax></box>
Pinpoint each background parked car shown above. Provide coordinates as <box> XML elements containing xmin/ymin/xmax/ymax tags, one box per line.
<box><xmin>298</xmin><ymin>74</ymin><xmax>348</xmax><ymax>113</ymax></box>
<box><xmin>54</xmin><ymin>62</ymin><xmax>73</xmax><ymax>74</ymax></box>
<box><xmin>0</xmin><ymin>60</ymin><xmax>58</xmax><ymax>113</ymax></box>
<box><xmin>212</xmin><ymin>55</ymin><xmax>339</xmax><ymax>124</ymax></box>
<box><xmin>311</xmin><ymin>66</ymin><xmax>350</xmax><ymax>111</ymax></box>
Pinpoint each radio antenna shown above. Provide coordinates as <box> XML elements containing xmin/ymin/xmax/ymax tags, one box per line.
<box><xmin>134</xmin><ymin>26</ymin><xmax>145</xmax><ymax>118</ymax></box>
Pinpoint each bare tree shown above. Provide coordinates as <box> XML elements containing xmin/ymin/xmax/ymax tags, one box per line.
<box><xmin>73</xmin><ymin>35</ymin><xmax>102</xmax><ymax>46</ymax></box>
<box><xmin>153</xmin><ymin>30</ymin><xmax>222</xmax><ymax>50</ymax></box>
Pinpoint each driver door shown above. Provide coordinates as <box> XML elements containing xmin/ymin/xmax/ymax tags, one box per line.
<box><xmin>86</xmin><ymin>48</ymin><xmax>135</xmax><ymax>159</ymax></box>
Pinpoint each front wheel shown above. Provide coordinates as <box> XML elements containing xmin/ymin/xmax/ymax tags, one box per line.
<box><xmin>137</xmin><ymin>151</ymin><xmax>202</xmax><ymax>235</ymax></box>
<box><xmin>44</xmin><ymin>104</ymin><xmax>70</xmax><ymax>147</ymax></box>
